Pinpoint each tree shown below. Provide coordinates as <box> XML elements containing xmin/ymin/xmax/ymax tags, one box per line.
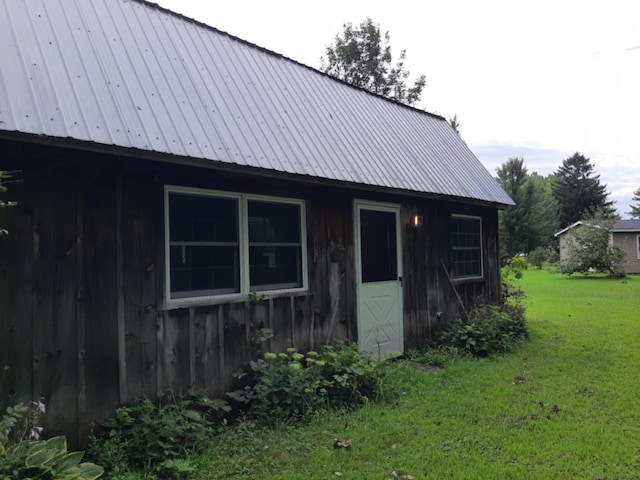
<box><xmin>448</xmin><ymin>114</ymin><xmax>461</xmax><ymax>135</ymax></box>
<box><xmin>321</xmin><ymin>18</ymin><xmax>426</xmax><ymax>106</ymax></box>
<box><xmin>628</xmin><ymin>187</ymin><xmax>640</xmax><ymax>219</ymax></box>
<box><xmin>559</xmin><ymin>212</ymin><xmax>625</xmax><ymax>278</ymax></box>
<box><xmin>552</xmin><ymin>152</ymin><xmax>615</xmax><ymax>227</ymax></box>
<box><xmin>497</xmin><ymin>157</ymin><xmax>535</xmax><ymax>258</ymax></box>
<box><xmin>496</xmin><ymin>158</ymin><xmax>558</xmax><ymax>259</ymax></box>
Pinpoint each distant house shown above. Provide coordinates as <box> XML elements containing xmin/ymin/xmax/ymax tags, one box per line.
<box><xmin>0</xmin><ymin>0</ymin><xmax>513</xmax><ymax>444</ymax></box>
<box><xmin>612</xmin><ymin>219</ymin><xmax>640</xmax><ymax>274</ymax></box>
<box><xmin>554</xmin><ymin>219</ymin><xmax>640</xmax><ymax>274</ymax></box>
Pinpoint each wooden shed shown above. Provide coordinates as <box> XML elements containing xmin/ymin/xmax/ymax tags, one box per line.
<box><xmin>0</xmin><ymin>0</ymin><xmax>513</xmax><ymax>445</ymax></box>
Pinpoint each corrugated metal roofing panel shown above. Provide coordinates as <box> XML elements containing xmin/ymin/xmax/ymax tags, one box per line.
<box><xmin>0</xmin><ymin>0</ymin><xmax>514</xmax><ymax>206</ymax></box>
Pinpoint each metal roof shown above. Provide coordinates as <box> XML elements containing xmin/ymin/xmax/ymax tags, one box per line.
<box><xmin>0</xmin><ymin>0</ymin><xmax>514</xmax><ymax>206</ymax></box>
<box><xmin>613</xmin><ymin>219</ymin><xmax>640</xmax><ymax>231</ymax></box>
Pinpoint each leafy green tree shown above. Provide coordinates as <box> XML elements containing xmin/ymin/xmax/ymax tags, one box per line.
<box><xmin>559</xmin><ymin>212</ymin><xmax>625</xmax><ymax>278</ymax></box>
<box><xmin>321</xmin><ymin>18</ymin><xmax>426</xmax><ymax>106</ymax></box>
<box><xmin>496</xmin><ymin>158</ymin><xmax>558</xmax><ymax>259</ymax></box>
<box><xmin>497</xmin><ymin>157</ymin><xmax>534</xmax><ymax>258</ymax></box>
<box><xmin>527</xmin><ymin>171</ymin><xmax>560</xmax><ymax>242</ymax></box>
<box><xmin>628</xmin><ymin>187</ymin><xmax>640</xmax><ymax>218</ymax></box>
<box><xmin>552</xmin><ymin>153</ymin><xmax>615</xmax><ymax>227</ymax></box>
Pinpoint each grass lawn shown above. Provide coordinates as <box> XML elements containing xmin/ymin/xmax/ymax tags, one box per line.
<box><xmin>196</xmin><ymin>270</ymin><xmax>640</xmax><ymax>479</ymax></box>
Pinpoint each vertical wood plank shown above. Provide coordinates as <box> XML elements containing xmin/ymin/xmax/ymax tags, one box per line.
<box><xmin>116</xmin><ymin>174</ymin><xmax>127</xmax><ymax>403</ymax></box>
<box><xmin>217</xmin><ymin>305</ymin><xmax>225</xmax><ymax>396</ymax></box>
<box><xmin>189</xmin><ymin>307</ymin><xmax>196</xmax><ymax>386</ymax></box>
<box><xmin>289</xmin><ymin>297</ymin><xmax>295</xmax><ymax>349</ymax></box>
<box><xmin>268</xmin><ymin>298</ymin><xmax>275</xmax><ymax>352</ymax></box>
<box><xmin>75</xmin><ymin>182</ymin><xmax>87</xmax><ymax>444</ymax></box>
<box><xmin>156</xmin><ymin>310</ymin><xmax>165</xmax><ymax>396</ymax></box>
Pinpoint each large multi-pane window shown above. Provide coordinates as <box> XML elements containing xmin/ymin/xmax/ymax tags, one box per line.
<box><xmin>450</xmin><ymin>215</ymin><xmax>483</xmax><ymax>279</ymax></box>
<box><xmin>165</xmin><ymin>186</ymin><xmax>306</xmax><ymax>304</ymax></box>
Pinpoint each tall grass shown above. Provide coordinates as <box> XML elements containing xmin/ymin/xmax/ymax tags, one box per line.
<box><xmin>194</xmin><ymin>270</ymin><xmax>640</xmax><ymax>479</ymax></box>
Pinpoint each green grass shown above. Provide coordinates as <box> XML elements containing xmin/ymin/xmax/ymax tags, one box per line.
<box><xmin>194</xmin><ymin>270</ymin><xmax>640</xmax><ymax>479</ymax></box>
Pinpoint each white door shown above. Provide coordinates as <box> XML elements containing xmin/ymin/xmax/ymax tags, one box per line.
<box><xmin>355</xmin><ymin>201</ymin><xmax>404</xmax><ymax>357</ymax></box>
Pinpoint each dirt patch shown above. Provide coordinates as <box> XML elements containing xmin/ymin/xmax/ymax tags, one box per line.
<box><xmin>411</xmin><ymin>363</ymin><xmax>444</xmax><ymax>373</ymax></box>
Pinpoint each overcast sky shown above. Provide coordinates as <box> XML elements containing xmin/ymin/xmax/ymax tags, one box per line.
<box><xmin>156</xmin><ymin>0</ymin><xmax>639</xmax><ymax>218</ymax></box>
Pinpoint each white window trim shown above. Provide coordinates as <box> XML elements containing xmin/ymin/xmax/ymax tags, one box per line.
<box><xmin>451</xmin><ymin>214</ymin><xmax>484</xmax><ymax>280</ymax></box>
<box><xmin>164</xmin><ymin>185</ymin><xmax>308</xmax><ymax>308</ymax></box>
<box><xmin>636</xmin><ymin>235</ymin><xmax>640</xmax><ymax>260</ymax></box>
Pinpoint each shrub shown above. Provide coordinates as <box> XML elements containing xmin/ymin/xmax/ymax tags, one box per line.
<box><xmin>232</xmin><ymin>343</ymin><xmax>384</xmax><ymax>423</ymax></box>
<box><xmin>316</xmin><ymin>342</ymin><xmax>382</xmax><ymax>403</ymax></box>
<box><xmin>88</xmin><ymin>391</ymin><xmax>229</xmax><ymax>477</ymax></box>
<box><xmin>237</xmin><ymin>349</ymin><xmax>327</xmax><ymax>421</ymax></box>
<box><xmin>437</xmin><ymin>305</ymin><xmax>528</xmax><ymax>357</ymax></box>
<box><xmin>527</xmin><ymin>247</ymin><xmax>548</xmax><ymax>268</ymax></box>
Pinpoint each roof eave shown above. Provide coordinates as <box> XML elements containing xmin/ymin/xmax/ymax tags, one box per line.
<box><xmin>0</xmin><ymin>131</ymin><xmax>511</xmax><ymax>208</ymax></box>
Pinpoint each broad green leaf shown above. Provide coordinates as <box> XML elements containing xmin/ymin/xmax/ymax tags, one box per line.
<box><xmin>25</xmin><ymin>447</ymin><xmax>57</xmax><ymax>466</ymax></box>
<box><xmin>45</xmin><ymin>436</ymin><xmax>68</xmax><ymax>452</ymax></box>
<box><xmin>78</xmin><ymin>462</ymin><xmax>105</xmax><ymax>480</ymax></box>
<box><xmin>17</xmin><ymin>464</ymin><xmax>52</xmax><ymax>479</ymax></box>
<box><xmin>52</xmin><ymin>451</ymin><xmax>84</xmax><ymax>472</ymax></box>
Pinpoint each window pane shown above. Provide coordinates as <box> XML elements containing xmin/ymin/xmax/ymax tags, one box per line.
<box><xmin>360</xmin><ymin>210</ymin><xmax>397</xmax><ymax>283</ymax></box>
<box><xmin>249</xmin><ymin>245</ymin><xmax>301</xmax><ymax>290</ymax></box>
<box><xmin>170</xmin><ymin>245</ymin><xmax>239</xmax><ymax>296</ymax></box>
<box><xmin>451</xmin><ymin>248</ymin><xmax>481</xmax><ymax>278</ymax></box>
<box><xmin>169</xmin><ymin>194</ymin><xmax>238</xmax><ymax>243</ymax></box>
<box><xmin>168</xmin><ymin>192</ymin><xmax>240</xmax><ymax>298</ymax></box>
<box><xmin>248</xmin><ymin>200</ymin><xmax>300</xmax><ymax>243</ymax></box>
<box><xmin>247</xmin><ymin>199</ymin><xmax>303</xmax><ymax>291</ymax></box>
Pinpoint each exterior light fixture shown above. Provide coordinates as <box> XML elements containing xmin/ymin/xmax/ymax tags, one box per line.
<box><xmin>411</xmin><ymin>214</ymin><xmax>423</xmax><ymax>229</ymax></box>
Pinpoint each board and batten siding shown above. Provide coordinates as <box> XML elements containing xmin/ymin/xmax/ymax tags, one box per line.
<box><xmin>0</xmin><ymin>139</ymin><xmax>501</xmax><ymax>446</ymax></box>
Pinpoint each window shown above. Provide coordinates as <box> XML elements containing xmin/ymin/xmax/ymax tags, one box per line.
<box><xmin>450</xmin><ymin>215</ymin><xmax>483</xmax><ymax>279</ymax></box>
<box><xmin>165</xmin><ymin>186</ymin><xmax>306</xmax><ymax>304</ymax></box>
<box><xmin>637</xmin><ymin>235</ymin><xmax>640</xmax><ymax>260</ymax></box>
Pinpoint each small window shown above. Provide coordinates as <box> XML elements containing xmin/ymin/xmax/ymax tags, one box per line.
<box><xmin>636</xmin><ymin>235</ymin><xmax>640</xmax><ymax>260</ymax></box>
<box><xmin>169</xmin><ymin>193</ymin><xmax>240</xmax><ymax>298</ymax></box>
<box><xmin>165</xmin><ymin>187</ymin><xmax>307</xmax><ymax>304</ymax></box>
<box><xmin>248</xmin><ymin>200</ymin><xmax>303</xmax><ymax>291</ymax></box>
<box><xmin>451</xmin><ymin>215</ymin><xmax>483</xmax><ymax>279</ymax></box>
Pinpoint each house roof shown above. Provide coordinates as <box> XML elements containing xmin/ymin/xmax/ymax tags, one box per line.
<box><xmin>554</xmin><ymin>221</ymin><xmax>589</xmax><ymax>237</ymax></box>
<box><xmin>555</xmin><ymin>219</ymin><xmax>640</xmax><ymax>237</ymax></box>
<box><xmin>613</xmin><ymin>219</ymin><xmax>640</xmax><ymax>232</ymax></box>
<box><xmin>0</xmin><ymin>0</ymin><xmax>513</xmax><ymax>207</ymax></box>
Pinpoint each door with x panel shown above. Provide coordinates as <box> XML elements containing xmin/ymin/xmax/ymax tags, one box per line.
<box><xmin>355</xmin><ymin>201</ymin><xmax>404</xmax><ymax>357</ymax></box>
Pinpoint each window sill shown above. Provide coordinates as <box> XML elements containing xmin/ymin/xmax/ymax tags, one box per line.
<box><xmin>162</xmin><ymin>289</ymin><xmax>311</xmax><ymax>311</ymax></box>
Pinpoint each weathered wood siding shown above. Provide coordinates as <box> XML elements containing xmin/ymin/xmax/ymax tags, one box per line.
<box><xmin>0</xmin><ymin>139</ymin><xmax>501</xmax><ymax>445</ymax></box>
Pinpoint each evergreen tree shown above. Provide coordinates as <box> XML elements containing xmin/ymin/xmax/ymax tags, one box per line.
<box><xmin>628</xmin><ymin>187</ymin><xmax>640</xmax><ymax>219</ymax></box>
<box><xmin>321</xmin><ymin>18</ymin><xmax>426</xmax><ymax>106</ymax></box>
<box><xmin>552</xmin><ymin>152</ymin><xmax>615</xmax><ymax>227</ymax></box>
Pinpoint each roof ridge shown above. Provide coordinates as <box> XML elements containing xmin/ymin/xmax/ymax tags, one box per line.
<box><xmin>139</xmin><ymin>0</ymin><xmax>446</xmax><ymax>121</ymax></box>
